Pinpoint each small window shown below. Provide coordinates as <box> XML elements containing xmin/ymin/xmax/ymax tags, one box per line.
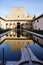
<box><xmin>6</xmin><ymin>23</ymin><xmax>8</xmax><ymax>25</ymax></box>
<box><xmin>10</xmin><ymin>34</ymin><xmax>12</xmax><ymax>36</ymax></box>
<box><xmin>13</xmin><ymin>34</ymin><xmax>15</xmax><ymax>36</ymax></box>
<box><xmin>26</xmin><ymin>23</ymin><xmax>28</xmax><ymax>25</ymax></box>
<box><xmin>18</xmin><ymin>16</ymin><xmax>19</xmax><ymax>17</ymax></box>
<box><xmin>39</xmin><ymin>28</ymin><xmax>40</xmax><ymax>30</ymax></box>
<box><xmin>37</xmin><ymin>20</ymin><xmax>39</xmax><ymax>22</ymax></box>
<box><xmin>21</xmin><ymin>23</ymin><xmax>24</xmax><ymax>26</ymax></box>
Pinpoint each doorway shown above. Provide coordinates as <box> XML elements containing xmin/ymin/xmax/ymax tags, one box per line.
<box><xmin>17</xmin><ymin>22</ymin><xmax>20</xmax><ymax>37</ymax></box>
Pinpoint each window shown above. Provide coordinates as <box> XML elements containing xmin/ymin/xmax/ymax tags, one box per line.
<box><xmin>18</xmin><ymin>16</ymin><xmax>19</xmax><ymax>17</ymax></box>
<box><xmin>6</xmin><ymin>23</ymin><xmax>9</xmax><ymax>29</ymax></box>
<box><xmin>6</xmin><ymin>23</ymin><xmax>8</xmax><ymax>25</ymax></box>
<box><xmin>13</xmin><ymin>23</ymin><xmax>15</xmax><ymax>25</ymax></box>
<box><xmin>39</xmin><ymin>28</ymin><xmax>40</xmax><ymax>30</ymax></box>
<box><xmin>37</xmin><ymin>19</ymin><xmax>39</xmax><ymax>22</ymax></box>
<box><xmin>13</xmin><ymin>34</ymin><xmax>15</xmax><ymax>36</ymax></box>
<box><xmin>26</xmin><ymin>23</ymin><xmax>28</xmax><ymax>25</ymax></box>
<box><xmin>21</xmin><ymin>23</ymin><xmax>24</xmax><ymax>26</ymax></box>
<box><xmin>10</xmin><ymin>34</ymin><xmax>12</xmax><ymax>36</ymax></box>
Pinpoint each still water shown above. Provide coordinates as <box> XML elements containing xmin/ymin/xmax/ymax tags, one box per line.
<box><xmin>0</xmin><ymin>40</ymin><xmax>43</xmax><ymax>61</ymax></box>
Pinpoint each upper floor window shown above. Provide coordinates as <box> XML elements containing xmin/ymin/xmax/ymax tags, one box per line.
<box><xmin>26</xmin><ymin>23</ymin><xmax>28</xmax><ymax>25</ymax></box>
<box><xmin>39</xmin><ymin>28</ymin><xmax>40</xmax><ymax>30</ymax></box>
<box><xmin>18</xmin><ymin>16</ymin><xmax>19</xmax><ymax>17</ymax></box>
<box><xmin>6</xmin><ymin>23</ymin><xmax>8</xmax><ymax>25</ymax></box>
<box><xmin>13</xmin><ymin>23</ymin><xmax>15</xmax><ymax>25</ymax></box>
<box><xmin>37</xmin><ymin>19</ymin><xmax>39</xmax><ymax>22</ymax></box>
<box><xmin>21</xmin><ymin>23</ymin><xmax>24</xmax><ymax>27</ymax></box>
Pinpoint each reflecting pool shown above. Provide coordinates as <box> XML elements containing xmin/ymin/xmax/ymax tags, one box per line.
<box><xmin>0</xmin><ymin>40</ymin><xmax>43</xmax><ymax>61</ymax></box>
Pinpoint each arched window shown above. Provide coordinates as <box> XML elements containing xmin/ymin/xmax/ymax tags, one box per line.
<box><xmin>6</xmin><ymin>23</ymin><xmax>8</xmax><ymax>25</ymax></box>
<box><xmin>26</xmin><ymin>23</ymin><xmax>28</xmax><ymax>25</ymax></box>
<box><xmin>13</xmin><ymin>23</ymin><xmax>15</xmax><ymax>25</ymax></box>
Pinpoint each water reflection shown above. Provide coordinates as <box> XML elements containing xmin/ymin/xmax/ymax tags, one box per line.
<box><xmin>0</xmin><ymin>39</ymin><xmax>32</xmax><ymax>61</ymax></box>
<box><xmin>5</xmin><ymin>40</ymin><xmax>32</xmax><ymax>51</ymax></box>
<box><xmin>0</xmin><ymin>29</ymin><xmax>32</xmax><ymax>44</ymax></box>
<box><xmin>0</xmin><ymin>29</ymin><xmax>43</xmax><ymax>62</ymax></box>
<box><xmin>0</xmin><ymin>42</ymin><xmax>21</xmax><ymax>61</ymax></box>
<box><xmin>0</xmin><ymin>36</ymin><xmax>6</xmax><ymax>43</ymax></box>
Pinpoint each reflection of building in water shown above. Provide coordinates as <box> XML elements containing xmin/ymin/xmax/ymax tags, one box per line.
<box><xmin>0</xmin><ymin>7</ymin><xmax>33</xmax><ymax>38</ymax></box>
<box><xmin>5</xmin><ymin>40</ymin><xmax>33</xmax><ymax>51</ymax></box>
<box><xmin>0</xmin><ymin>36</ymin><xmax>6</xmax><ymax>43</ymax></box>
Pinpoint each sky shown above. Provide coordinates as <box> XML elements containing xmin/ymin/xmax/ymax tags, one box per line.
<box><xmin>0</xmin><ymin>0</ymin><xmax>43</xmax><ymax>18</ymax></box>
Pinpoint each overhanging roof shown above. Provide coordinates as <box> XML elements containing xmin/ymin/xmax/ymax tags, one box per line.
<box><xmin>32</xmin><ymin>14</ymin><xmax>43</xmax><ymax>21</ymax></box>
<box><xmin>0</xmin><ymin>17</ymin><xmax>33</xmax><ymax>21</ymax></box>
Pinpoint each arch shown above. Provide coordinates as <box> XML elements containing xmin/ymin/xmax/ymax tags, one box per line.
<box><xmin>17</xmin><ymin>22</ymin><xmax>20</xmax><ymax>37</ymax></box>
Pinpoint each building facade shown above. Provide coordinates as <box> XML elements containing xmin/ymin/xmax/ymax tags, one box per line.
<box><xmin>0</xmin><ymin>7</ymin><xmax>33</xmax><ymax>39</ymax></box>
<box><xmin>32</xmin><ymin>14</ymin><xmax>43</xmax><ymax>30</ymax></box>
<box><xmin>32</xmin><ymin>14</ymin><xmax>43</xmax><ymax>46</ymax></box>
<box><xmin>0</xmin><ymin>7</ymin><xmax>43</xmax><ymax>39</ymax></box>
